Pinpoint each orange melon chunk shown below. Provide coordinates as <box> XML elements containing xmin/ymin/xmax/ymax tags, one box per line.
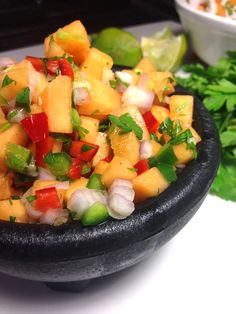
<box><xmin>80</xmin><ymin>48</ymin><xmax>113</xmax><ymax>80</ymax></box>
<box><xmin>77</xmin><ymin>76</ymin><xmax>121</xmax><ymax>116</ymax></box>
<box><xmin>55</xmin><ymin>20</ymin><xmax>90</xmax><ymax>65</ymax></box>
<box><xmin>0</xmin><ymin>200</ymin><xmax>28</xmax><ymax>223</ymax></box>
<box><xmin>132</xmin><ymin>167</ymin><xmax>169</xmax><ymax>203</ymax></box>
<box><xmin>40</xmin><ymin>75</ymin><xmax>72</xmax><ymax>133</ymax></box>
<box><xmin>102</xmin><ymin>156</ymin><xmax>137</xmax><ymax>187</ymax></box>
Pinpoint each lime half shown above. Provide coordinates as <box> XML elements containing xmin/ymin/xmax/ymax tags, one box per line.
<box><xmin>141</xmin><ymin>29</ymin><xmax>187</xmax><ymax>72</ymax></box>
<box><xmin>92</xmin><ymin>28</ymin><xmax>142</xmax><ymax>67</ymax></box>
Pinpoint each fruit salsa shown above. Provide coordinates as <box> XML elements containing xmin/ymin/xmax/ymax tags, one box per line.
<box><xmin>0</xmin><ymin>20</ymin><xmax>201</xmax><ymax>226</ymax></box>
<box><xmin>189</xmin><ymin>0</ymin><xmax>236</xmax><ymax>18</ymax></box>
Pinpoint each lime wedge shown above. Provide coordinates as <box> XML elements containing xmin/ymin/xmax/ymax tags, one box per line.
<box><xmin>141</xmin><ymin>30</ymin><xmax>187</xmax><ymax>72</ymax></box>
<box><xmin>92</xmin><ymin>28</ymin><xmax>142</xmax><ymax>67</ymax></box>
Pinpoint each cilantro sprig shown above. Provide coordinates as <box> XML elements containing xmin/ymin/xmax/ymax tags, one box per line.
<box><xmin>108</xmin><ymin>113</ymin><xmax>143</xmax><ymax>140</ymax></box>
<box><xmin>177</xmin><ymin>51</ymin><xmax>236</xmax><ymax>201</ymax></box>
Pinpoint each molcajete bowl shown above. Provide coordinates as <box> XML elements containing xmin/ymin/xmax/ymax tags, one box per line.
<box><xmin>0</xmin><ymin>87</ymin><xmax>220</xmax><ymax>292</ymax></box>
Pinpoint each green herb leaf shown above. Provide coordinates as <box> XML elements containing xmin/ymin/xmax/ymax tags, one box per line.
<box><xmin>109</xmin><ymin>80</ymin><xmax>117</xmax><ymax>89</ymax></box>
<box><xmin>109</xmin><ymin>113</ymin><xmax>143</xmax><ymax>140</ymax></box>
<box><xmin>0</xmin><ymin>122</ymin><xmax>11</xmax><ymax>133</ymax></box>
<box><xmin>26</xmin><ymin>195</ymin><xmax>36</xmax><ymax>203</ymax></box>
<box><xmin>71</xmin><ymin>108</ymin><xmax>89</xmax><ymax>139</ymax></box>
<box><xmin>16</xmin><ymin>87</ymin><xmax>30</xmax><ymax>112</ymax></box>
<box><xmin>81</xmin><ymin>144</ymin><xmax>93</xmax><ymax>152</ymax></box>
<box><xmin>148</xmin><ymin>144</ymin><xmax>178</xmax><ymax>182</ymax></box>
<box><xmin>9</xmin><ymin>216</ymin><xmax>16</xmax><ymax>223</ymax></box>
<box><xmin>2</xmin><ymin>75</ymin><xmax>16</xmax><ymax>87</ymax></box>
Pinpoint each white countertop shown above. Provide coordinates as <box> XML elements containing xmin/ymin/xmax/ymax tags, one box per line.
<box><xmin>0</xmin><ymin>21</ymin><xmax>236</xmax><ymax>314</ymax></box>
<box><xmin>0</xmin><ymin>195</ymin><xmax>235</xmax><ymax>314</ymax></box>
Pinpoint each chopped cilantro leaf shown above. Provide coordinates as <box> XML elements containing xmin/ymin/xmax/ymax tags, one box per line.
<box><xmin>2</xmin><ymin>75</ymin><xmax>16</xmax><ymax>88</ymax></box>
<box><xmin>16</xmin><ymin>87</ymin><xmax>30</xmax><ymax>113</ymax></box>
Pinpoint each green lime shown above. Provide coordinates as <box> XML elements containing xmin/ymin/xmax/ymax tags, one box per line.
<box><xmin>92</xmin><ymin>27</ymin><xmax>142</xmax><ymax>67</ymax></box>
<box><xmin>141</xmin><ymin>30</ymin><xmax>187</xmax><ymax>72</ymax></box>
<box><xmin>152</xmin><ymin>27</ymin><xmax>174</xmax><ymax>40</ymax></box>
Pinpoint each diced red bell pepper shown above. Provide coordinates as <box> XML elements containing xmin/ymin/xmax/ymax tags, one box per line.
<box><xmin>35</xmin><ymin>187</ymin><xmax>62</xmax><ymax>212</ymax></box>
<box><xmin>69</xmin><ymin>141</ymin><xmax>99</xmax><ymax>161</ymax></box>
<box><xmin>35</xmin><ymin>136</ymin><xmax>54</xmax><ymax>166</ymax></box>
<box><xmin>58</xmin><ymin>59</ymin><xmax>74</xmax><ymax>80</ymax></box>
<box><xmin>46</xmin><ymin>60</ymin><xmax>59</xmax><ymax>75</ymax></box>
<box><xmin>68</xmin><ymin>157</ymin><xmax>83</xmax><ymax>180</ymax></box>
<box><xmin>26</xmin><ymin>56</ymin><xmax>44</xmax><ymax>73</ymax></box>
<box><xmin>142</xmin><ymin>111</ymin><xmax>160</xmax><ymax>133</ymax></box>
<box><xmin>102</xmin><ymin>153</ymin><xmax>113</xmax><ymax>163</ymax></box>
<box><xmin>21</xmin><ymin>112</ymin><xmax>49</xmax><ymax>143</ymax></box>
<box><xmin>134</xmin><ymin>159</ymin><xmax>149</xmax><ymax>175</ymax></box>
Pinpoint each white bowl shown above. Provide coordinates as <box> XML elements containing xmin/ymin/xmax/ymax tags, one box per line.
<box><xmin>175</xmin><ymin>0</ymin><xmax>236</xmax><ymax>65</ymax></box>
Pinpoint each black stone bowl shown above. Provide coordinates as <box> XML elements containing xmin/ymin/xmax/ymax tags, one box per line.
<box><xmin>0</xmin><ymin>87</ymin><xmax>220</xmax><ymax>292</ymax></box>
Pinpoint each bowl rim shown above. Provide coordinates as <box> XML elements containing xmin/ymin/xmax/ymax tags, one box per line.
<box><xmin>175</xmin><ymin>0</ymin><xmax>236</xmax><ymax>28</ymax></box>
<box><xmin>0</xmin><ymin>87</ymin><xmax>220</xmax><ymax>261</ymax></box>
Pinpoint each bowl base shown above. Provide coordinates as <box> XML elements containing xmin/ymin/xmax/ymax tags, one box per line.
<box><xmin>45</xmin><ymin>279</ymin><xmax>91</xmax><ymax>293</ymax></box>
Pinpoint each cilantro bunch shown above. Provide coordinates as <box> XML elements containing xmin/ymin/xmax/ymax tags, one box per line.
<box><xmin>177</xmin><ymin>51</ymin><xmax>236</xmax><ymax>202</ymax></box>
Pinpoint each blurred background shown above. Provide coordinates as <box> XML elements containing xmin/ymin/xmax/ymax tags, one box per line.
<box><xmin>0</xmin><ymin>0</ymin><xmax>178</xmax><ymax>51</ymax></box>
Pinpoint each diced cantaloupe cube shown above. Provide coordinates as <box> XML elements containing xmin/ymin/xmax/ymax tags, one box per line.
<box><xmin>54</xmin><ymin>20</ymin><xmax>90</xmax><ymax>64</ymax></box>
<box><xmin>109</xmin><ymin>128</ymin><xmax>140</xmax><ymax>166</ymax></box>
<box><xmin>92</xmin><ymin>132</ymin><xmax>111</xmax><ymax>166</ymax></box>
<box><xmin>77</xmin><ymin>76</ymin><xmax>121</xmax><ymax>116</ymax></box>
<box><xmin>135</xmin><ymin>57</ymin><xmax>156</xmax><ymax>73</ymax></box>
<box><xmin>40</xmin><ymin>75</ymin><xmax>72</xmax><ymax>133</ymax></box>
<box><xmin>0</xmin><ymin>60</ymin><xmax>37</xmax><ymax>103</ymax></box>
<box><xmin>0</xmin><ymin>173</ymin><xmax>13</xmax><ymax>200</ymax></box>
<box><xmin>44</xmin><ymin>35</ymin><xmax>66</xmax><ymax>58</ymax></box>
<box><xmin>80</xmin><ymin>115</ymin><xmax>99</xmax><ymax>144</ymax></box>
<box><xmin>132</xmin><ymin>167</ymin><xmax>169</xmax><ymax>203</ymax></box>
<box><xmin>114</xmin><ymin>105</ymin><xmax>150</xmax><ymax>140</ymax></box>
<box><xmin>102</xmin><ymin>156</ymin><xmax>137</xmax><ymax>187</ymax></box>
<box><xmin>0</xmin><ymin>107</ymin><xmax>7</xmax><ymax>125</ymax></box>
<box><xmin>173</xmin><ymin>142</ymin><xmax>195</xmax><ymax>165</ymax></box>
<box><xmin>0</xmin><ymin>200</ymin><xmax>28</xmax><ymax>223</ymax></box>
<box><xmin>151</xmin><ymin>105</ymin><xmax>170</xmax><ymax>124</ymax></box>
<box><xmin>64</xmin><ymin>177</ymin><xmax>88</xmax><ymax>203</ymax></box>
<box><xmin>150</xmin><ymin>140</ymin><xmax>162</xmax><ymax>157</ymax></box>
<box><xmin>80</xmin><ymin>48</ymin><xmax>113</xmax><ymax>80</ymax></box>
<box><xmin>93</xmin><ymin>160</ymin><xmax>109</xmax><ymax>175</ymax></box>
<box><xmin>0</xmin><ymin>124</ymin><xmax>29</xmax><ymax>172</ymax></box>
<box><xmin>169</xmin><ymin>95</ymin><xmax>193</xmax><ymax>128</ymax></box>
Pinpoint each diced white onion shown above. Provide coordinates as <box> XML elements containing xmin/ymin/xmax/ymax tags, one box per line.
<box><xmin>108</xmin><ymin>194</ymin><xmax>135</xmax><ymax>220</ymax></box>
<box><xmin>73</xmin><ymin>87</ymin><xmax>90</xmax><ymax>104</ymax></box>
<box><xmin>137</xmin><ymin>73</ymin><xmax>149</xmax><ymax>89</ymax></box>
<box><xmin>110</xmin><ymin>178</ymin><xmax>133</xmax><ymax>189</ymax></box>
<box><xmin>38</xmin><ymin>168</ymin><xmax>56</xmax><ymax>180</ymax></box>
<box><xmin>109</xmin><ymin>185</ymin><xmax>135</xmax><ymax>202</ymax></box>
<box><xmin>22</xmin><ymin>188</ymin><xmax>42</xmax><ymax>219</ymax></box>
<box><xmin>8</xmin><ymin>108</ymin><xmax>26</xmax><ymax>123</ymax></box>
<box><xmin>122</xmin><ymin>86</ymin><xmax>154</xmax><ymax>112</ymax></box>
<box><xmin>0</xmin><ymin>57</ymin><xmax>16</xmax><ymax>69</ymax></box>
<box><xmin>68</xmin><ymin>188</ymin><xmax>107</xmax><ymax>218</ymax></box>
<box><xmin>140</xmin><ymin>140</ymin><xmax>152</xmax><ymax>159</ymax></box>
<box><xmin>115</xmin><ymin>71</ymin><xmax>133</xmax><ymax>92</ymax></box>
<box><xmin>27</xmin><ymin>158</ymin><xmax>38</xmax><ymax>177</ymax></box>
<box><xmin>40</xmin><ymin>208</ymin><xmax>62</xmax><ymax>225</ymax></box>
